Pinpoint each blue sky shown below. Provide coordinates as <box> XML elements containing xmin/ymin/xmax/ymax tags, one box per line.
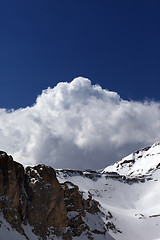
<box><xmin>0</xmin><ymin>0</ymin><xmax>160</xmax><ymax>109</ymax></box>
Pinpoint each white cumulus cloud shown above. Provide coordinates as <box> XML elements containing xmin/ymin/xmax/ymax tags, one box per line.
<box><xmin>0</xmin><ymin>77</ymin><xmax>160</xmax><ymax>170</ymax></box>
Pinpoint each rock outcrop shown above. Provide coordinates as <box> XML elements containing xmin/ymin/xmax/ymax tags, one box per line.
<box><xmin>0</xmin><ymin>151</ymin><xmax>67</xmax><ymax>239</ymax></box>
<box><xmin>0</xmin><ymin>151</ymin><xmax>110</xmax><ymax>239</ymax></box>
<box><xmin>25</xmin><ymin>165</ymin><xmax>67</xmax><ymax>238</ymax></box>
<box><xmin>0</xmin><ymin>151</ymin><xmax>27</xmax><ymax>236</ymax></box>
<box><xmin>61</xmin><ymin>181</ymin><xmax>106</xmax><ymax>239</ymax></box>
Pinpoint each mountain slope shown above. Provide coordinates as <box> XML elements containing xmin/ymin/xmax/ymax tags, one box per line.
<box><xmin>57</xmin><ymin>142</ymin><xmax>160</xmax><ymax>240</ymax></box>
<box><xmin>1</xmin><ymin>142</ymin><xmax>160</xmax><ymax>239</ymax></box>
<box><xmin>103</xmin><ymin>141</ymin><xmax>160</xmax><ymax>177</ymax></box>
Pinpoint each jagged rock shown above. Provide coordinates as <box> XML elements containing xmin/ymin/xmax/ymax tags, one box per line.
<box><xmin>0</xmin><ymin>152</ymin><xmax>68</xmax><ymax>239</ymax></box>
<box><xmin>0</xmin><ymin>151</ymin><xmax>27</xmax><ymax>236</ymax></box>
<box><xmin>61</xmin><ymin>181</ymin><xmax>107</xmax><ymax>239</ymax></box>
<box><xmin>24</xmin><ymin>165</ymin><xmax>67</xmax><ymax>238</ymax></box>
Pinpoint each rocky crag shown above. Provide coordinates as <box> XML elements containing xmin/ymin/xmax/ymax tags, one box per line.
<box><xmin>0</xmin><ymin>151</ymin><xmax>112</xmax><ymax>240</ymax></box>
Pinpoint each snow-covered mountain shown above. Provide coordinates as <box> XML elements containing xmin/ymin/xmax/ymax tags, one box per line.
<box><xmin>103</xmin><ymin>141</ymin><xmax>160</xmax><ymax>177</ymax></box>
<box><xmin>57</xmin><ymin>141</ymin><xmax>160</xmax><ymax>240</ymax></box>
<box><xmin>1</xmin><ymin>142</ymin><xmax>160</xmax><ymax>239</ymax></box>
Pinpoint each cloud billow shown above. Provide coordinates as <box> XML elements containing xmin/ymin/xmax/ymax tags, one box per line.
<box><xmin>0</xmin><ymin>77</ymin><xmax>160</xmax><ymax>170</ymax></box>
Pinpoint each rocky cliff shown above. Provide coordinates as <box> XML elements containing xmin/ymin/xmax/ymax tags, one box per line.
<box><xmin>0</xmin><ymin>151</ymin><xmax>111</xmax><ymax>240</ymax></box>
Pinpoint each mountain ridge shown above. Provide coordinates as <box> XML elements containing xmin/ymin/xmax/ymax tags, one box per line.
<box><xmin>1</xmin><ymin>142</ymin><xmax>160</xmax><ymax>239</ymax></box>
<box><xmin>103</xmin><ymin>141</ymin><xmax>160</xmax><ymax>177</ymax></box>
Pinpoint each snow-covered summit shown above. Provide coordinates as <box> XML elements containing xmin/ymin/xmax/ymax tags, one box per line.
<box><xmin>103</xmin><ymin>141</ymin><xmax>160</xmax><ymax>177</ymax></box>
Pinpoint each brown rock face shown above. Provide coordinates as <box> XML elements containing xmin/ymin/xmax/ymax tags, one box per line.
<box><xmin>0</xmin><ymin>151</ymin><xmax>27</xmax><ymax>236</ymax></box>
<box><xmin>25</xmin><ymin>165</ymin><xmax>67</xmax><ymax>237</ymax></box>
<box><xmin>0</xmin><ymin>152</ymin><xmax>67</xmax><ymax>239</ymax></box>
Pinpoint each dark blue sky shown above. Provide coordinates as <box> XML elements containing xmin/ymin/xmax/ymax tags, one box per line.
<box><xmin>0</xmin><ymin>0</ymin><xmax>160</xmax><ymax>109</ymax></box>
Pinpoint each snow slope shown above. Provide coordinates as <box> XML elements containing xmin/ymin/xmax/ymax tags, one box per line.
<box><xmin>0</xmin><ymin>215</ymin><xmax>38</xmax><ymax>240</ymax></box>
<box><xmin>103</xmin><ymin>141</ymin><xmax>160</xmax><ymax>177</ymax></box>
<box><xmin>57</xmin><ymin>142</ymin><xmax>160</xmax><ymax>240</ymax></box>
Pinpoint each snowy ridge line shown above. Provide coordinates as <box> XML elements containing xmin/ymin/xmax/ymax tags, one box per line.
<box><xmin>103</xmin><ymin>141</ymin><xmax>160</xmax><ymax>177</ymax></box>
<box><xmin>56</xmin><ymin>168</ymin><xmax>153</xmax><ymax>186</ymax></box>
